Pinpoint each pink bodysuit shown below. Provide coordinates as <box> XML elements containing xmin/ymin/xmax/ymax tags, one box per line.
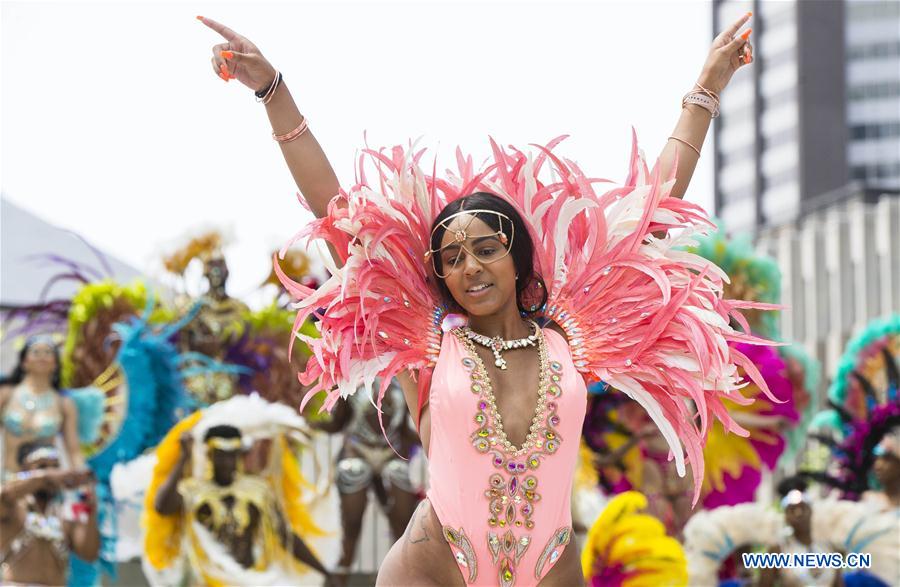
<box><xmin>426</xmin><ymin>326</ymin><xmax>587</xmax><ymax>586</ymax></box>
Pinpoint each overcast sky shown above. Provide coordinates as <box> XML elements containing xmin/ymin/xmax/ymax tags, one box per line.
<box><xmin>2</xmin><ymin>0</ymin><xmax>721</xmax><ymax>307</ymax></box>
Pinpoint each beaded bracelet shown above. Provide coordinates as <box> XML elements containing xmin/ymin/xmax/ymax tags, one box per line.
<box><xmin>682</xmin><ymin>91</ymin><xmax>720</xmax><ymax>118</ymax></box>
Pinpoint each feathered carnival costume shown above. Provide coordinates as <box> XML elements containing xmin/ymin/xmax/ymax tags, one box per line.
<box><xmin>800</xmin><ymin>314</ymin><xmax>900</xmax><ymax>587</ymax></box>
<box><xmin>162</xmin><ymin>231</ymin><xmax>324</xmax><ymax>411</ymax></box>
<box><xmin>686</xmin><ymin>226</ymin><xmax>817</xmax><ymax>507</ymax></box>
<box><xmin>806</xmin><ymin>314</ymin><xmax>900</xmax><ymax>500</ymax></box>
<box><xmin>141</xmin><ymin>394</ymin><xmax>337</xmax><ymax>587</ymax></box>
<box><xmin>580</xmin><ymin>491</ymin><xmax>687</xmax><ymax>586</ymax></box>
<box><xmin>682</xmin><ymin>495</ymin><xmax>897</xmax><ymax>586</ymax></box>
<box><xmin>276</xmin><ymin>133</ymin><xmax>777</xmax><ymax>501</ymax></box>
<box><xmin>1</xmin><ymin>253</ymin><xmax>195</xmax><ymax>585</ymax></box>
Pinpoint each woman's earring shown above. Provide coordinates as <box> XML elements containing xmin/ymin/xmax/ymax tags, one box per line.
<box><xmin>515</xmin><ymin>274</ymin><xmax>519</xmax><ymax>280</ymax></box>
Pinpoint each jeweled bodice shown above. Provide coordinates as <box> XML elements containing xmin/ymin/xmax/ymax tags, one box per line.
<box><xmin>2</xmin><ymin>385</ymin><xmax>62</xmax><ymax>440</ymax></box>
<box><xmin>426</xmin><ymin>327</ymin><xmax>587</xmax><ymax>586</ymax></box>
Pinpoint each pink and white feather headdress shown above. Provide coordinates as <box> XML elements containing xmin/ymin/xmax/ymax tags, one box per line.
<box><xmin>276</xmin><ymin>132</ymin><xmax>778</xmax><ymax>500</ymax></box>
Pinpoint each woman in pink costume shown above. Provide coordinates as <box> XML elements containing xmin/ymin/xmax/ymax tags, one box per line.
<box><xmin>200</xmin><ymin>13</ymin><xmax>763</xmax><ymax>587</ymax></box>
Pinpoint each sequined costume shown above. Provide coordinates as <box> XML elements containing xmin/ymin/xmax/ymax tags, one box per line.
<box><xmin>336</xmin><ymin>380</ymin><xmax>413</xmax><ymax>495</ymax></box>
<box><xmin>1</xmin><ymin>384</ymin><xmax>65</xmax><ymax>476</ymax></box>
<box><xmin>276</xmin><ymin>136</ymin><xmax>778</xmax><ymax>585</ymax></box>
<box><xmin>163</xmin><ymin>231</ymin><xmax>250</xmax><ymax>405</ymax></box>
<box><xmin>0</xmin><ymin>497</ymin><xmax>68</xmax><ymax>572</ymax></box>
<box><xmin>142</xmin><ymin>395</ymin><xmax>336</xmax><ymax>586</ymax></box>
<box><xmin>428</xmin><ymin>326</ymin><xmax>584</xmax><ymax>584</ymax></box>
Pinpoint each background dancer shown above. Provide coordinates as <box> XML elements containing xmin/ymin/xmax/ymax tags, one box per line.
<box><xmin>0</xmin><ymin>442</ymin><xmax>99</xmax><ymax>586</ymax></box>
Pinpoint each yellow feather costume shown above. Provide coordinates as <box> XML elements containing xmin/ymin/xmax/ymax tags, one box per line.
<box><xmin>142</xmin><ymin>396</ymin><xmax>330</xmax><ymax>586</ymax></box>
<box><xmin>581</xmin><ymin>491</ymin><xmax>687</xmax><ymax>587</ymax></box>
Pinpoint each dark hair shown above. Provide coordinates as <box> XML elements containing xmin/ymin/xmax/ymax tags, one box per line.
<box><xmin>776</xmin><ymin>475</ymin><xmax>809</xmax><ymax>499</ymax></box>
<box><xmin>0</xmin><ymin>338</ymin><xmax>62</xmax><ymax>390</ymax></box>
<box><xmin>17</xmin><ymin>440</ymin><xmax>56</xmax><ymax>466</ymax></box>
<box><xmin>204</xmin><ymin>424</ymin><xmax>242</xmax><ymax>442</ymax></box>
<box><xmin>429</xmin><ymin>192</ymin><xmax>546</xmax><ymax>314</ymax></box>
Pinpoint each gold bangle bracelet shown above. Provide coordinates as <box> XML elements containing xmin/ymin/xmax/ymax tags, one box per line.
<box><xmin>668</xmin><ymin>135</ymin><xmax>701</xmax><ymax>157</ymax></box>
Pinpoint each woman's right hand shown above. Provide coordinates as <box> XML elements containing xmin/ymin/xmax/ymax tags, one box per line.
<box><xmin>198</xmin><ymin>16</ymin><xmax>277</xmax><ymax>94</ymax></box>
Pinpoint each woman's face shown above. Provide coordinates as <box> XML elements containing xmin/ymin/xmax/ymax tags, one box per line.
<box><xmin>784</xmin><ymin>502</ymin><xmax>811</xmax><ymax>534</ymax></box>
<box><xmin>438</xmin><ymin>214</ymin><xmax>517</xmax><ymax>317</ymax></box>
<box><xmin>23</xmin><ymin>343</ymin><xmax>57</xmax><ymax>377</ymax></box>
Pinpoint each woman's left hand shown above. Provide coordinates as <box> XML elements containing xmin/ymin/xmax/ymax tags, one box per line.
<box><xmin>697</xmin><ymin>12</ymin><xmax>754</xmax><ymax>95</ymax></box>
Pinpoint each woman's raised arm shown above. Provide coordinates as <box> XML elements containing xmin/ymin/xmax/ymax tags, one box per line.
<box><xmin>659</xmin><ymin>12</ymin><xmax>754</xmax><ymax>200</ymax></box>
<box><xmin>199</xmin><ymin>17</ymin><xmax>341</xmax><ymax>220</ymax></box>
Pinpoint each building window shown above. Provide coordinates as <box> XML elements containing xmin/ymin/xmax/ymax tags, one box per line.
<box><xmin>877</xmin><ymin>162</ymin><xmax>900</xmax><ymax>178</ymax></box>
<box><xmin>847</xmin><ymin>40</ymin><xmax>900</xmax><ymax>60</ymax></box>
<box><xmin>848</xmin><ymin>81</ymin><xmax>900</xmax><ymax>101</ymax></box>
<box><xmin>849</xmin><ymin>121</ymin><xmax>900</xmax><ymax>140</ymax></box>
<box><xmin>848</xmin><ymin>0</ymin><xmax>900</xmax><ymax>21</ymax></box>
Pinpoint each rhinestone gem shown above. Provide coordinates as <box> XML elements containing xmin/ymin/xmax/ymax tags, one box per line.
<box><xmin>550</xmin><ymin>550</ymin><xmax>560</xmax><ymax>563</ymax></box>
<box><xmin>378</xmin><ymin>331</ymin><xmax>388</xmax><ymax>339</ymax></box>
<box><xmin>550</xmin><ymin>361</ymin><xmax>562</xmax><ymax>372</ymax></box>
<box><xmin>462</xmin><ymin>357</ymin><xmax>476</xmax><ymax>370</ymax></box>
<box><xmin>509</xmin><ymin>477</ymin><xmax>518</xmax><ymax>495</ymax></box>
<box><xmin>602</xmin><ymin>266</ymin><xmax>612</xmax><ymax>275</ymax></box>
<box><xmin>455</xmin><ymin>551</ymin><xmax>468</xmax><ymax>566</ymax></box>
<box><xmin>625</xmin><ymin>358</ymin><xmax>633</xmax><ymax>366</ymax></box>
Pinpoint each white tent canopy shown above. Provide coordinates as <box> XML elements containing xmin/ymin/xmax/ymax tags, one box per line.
<box><xmin>1</xmin><ymin>195</ymin><xmax>145</xmax><ymax>370</ymax></box>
